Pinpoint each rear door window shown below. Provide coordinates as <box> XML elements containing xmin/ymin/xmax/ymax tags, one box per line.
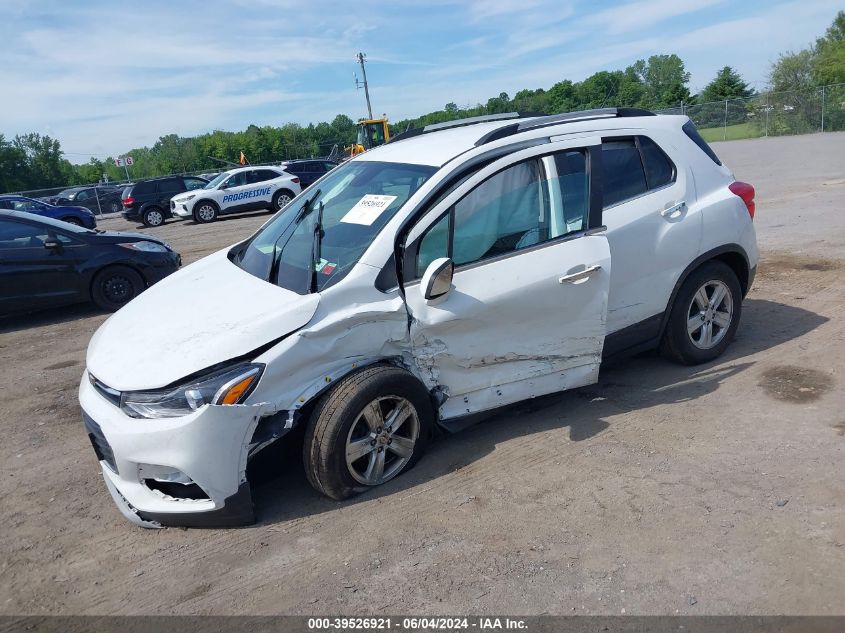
<box><xmin>601</xmin><ymin>140</ymin><xmax>648</xmax><ymax>208</ymax></box>
<box><xmin>158</xmin><ymin>178</ymin><xmax>183</xmax><ymax>194</ymax></box>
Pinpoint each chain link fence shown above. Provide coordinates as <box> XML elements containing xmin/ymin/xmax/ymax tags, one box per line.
<box><xmin>655</xmin><ymin>83</ymin><xmax>845</xmax><ymax>141</ymax></box>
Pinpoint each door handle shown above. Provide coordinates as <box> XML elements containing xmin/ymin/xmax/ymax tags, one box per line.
<box><xmin>661</xmin><ymin>201</ymin><xmax>687</xmax><ymax>218</ymax></box>
<box><xmin>559</xmin><ymin>264</ymin><xmax>601</xmax><ymax>284</ymax></box>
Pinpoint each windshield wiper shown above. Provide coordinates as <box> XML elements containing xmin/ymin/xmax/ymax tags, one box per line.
<box><xmin>309</xmin><ymin>201</ymin><xmax>325</xmax><ymax>294</ymax></box>
<box><xmin>267</xmin><ymin>189</ymin><xmax>321</xmax><ymax>284</ymax></box>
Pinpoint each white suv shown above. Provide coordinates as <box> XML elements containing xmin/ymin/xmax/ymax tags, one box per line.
<box><xmin>80</xmin><ymin>108</ymin><xmax>758</xmax><ymax>527</ymax></box>
<box><xmin>170</xmin><ymin>166</ymin><xmax>301</xmax><ymax>223</ymax></box>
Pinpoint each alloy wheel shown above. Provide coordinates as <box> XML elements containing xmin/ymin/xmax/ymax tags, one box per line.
<box><xmin>345</xmin><ymin>396</ymin><xmax>420</xmax><ymax>486</ymax></box>
<box><xmin>686</xmin><ymin>280</ymin><xmax>733</xmax><ymax>349</ymax></box>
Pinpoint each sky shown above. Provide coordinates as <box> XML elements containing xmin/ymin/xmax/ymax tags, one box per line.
<box><xmin>0</xmin><ymin>0</ymin><xmax>841</xmax><ymax>163</ymax></box>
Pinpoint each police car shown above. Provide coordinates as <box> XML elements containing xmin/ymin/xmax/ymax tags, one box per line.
<box><xmin>170</xmin><ymin>166</ymin><xmax>301</xmax><ymax>223</ymax></box>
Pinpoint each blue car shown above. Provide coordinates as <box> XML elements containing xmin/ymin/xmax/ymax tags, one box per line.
<box><xmin>0</xmin><ymin>194</ymin><xmax>97</xmax><ymax>229</ymax></box>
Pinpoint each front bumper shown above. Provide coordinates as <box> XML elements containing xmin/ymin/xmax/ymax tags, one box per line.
<box><xmin>79</xmin><ymin>374</ymin><xmax>272</xmax><ymax>528</ymax></box>
<box><xmin>170</xmin><ymin>201</ymin><xmax>193</xmax><ymax>218</ymax></box>
<box><xmin>137</xmin><ymin>252</ymin><xmax>181</xmax><ymax>285</ymax></box>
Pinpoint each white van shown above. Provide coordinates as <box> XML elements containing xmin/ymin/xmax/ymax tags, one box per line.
<box><xmin>80</xmin><ymin>109</ymin><xmax>758</xmax><ymax>527</ymax></box>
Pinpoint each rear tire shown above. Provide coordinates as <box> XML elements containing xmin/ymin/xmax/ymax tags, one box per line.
<box><xmin>272</xmin><ymin>189</ymin><xmax>295</xmax><ymax>211</ymax></box>
<box><xmin>108</xmin><ymin>200</ymin><xmax>121</xmax><ymax>214</ymax></box>
<box><xmin>142</xmin><ymin>207</ymin><xmax>165</xmax><ymax>227</ymax></box>
<box><xmin>91</xmin><ymin>265</ymin><xmax>144</xmax><ymax>311</ymax></box>
<box><xmin>303</xmin><ymin>365</ymin><xmax>434</xmax><ymax>501</ymax></box>
<box><xmin>194</xmin><ymin>201</ymin><xmax>219</xmax><ymax>223</ymax></box>
<box><xmin>662</xmin><ymin>261</ymin><xmax>742</xmax><ymax>365</ymax></box>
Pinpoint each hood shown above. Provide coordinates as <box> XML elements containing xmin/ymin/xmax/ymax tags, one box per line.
<box><xmin>86</xmin><ymin>249</ymin><xmax>320</xmax><ymax>391</ymax></box>
<box><xmin>171</xmin><ymin>190</ymin><xmax>205</xmax><ymax>202</ymax></box>
<box><xmin>90</xmin><ymin>229</ymin><xmax>167</xmax><ymax>245</ymax></box>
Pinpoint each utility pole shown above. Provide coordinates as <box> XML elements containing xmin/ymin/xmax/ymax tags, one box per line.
<box><xmin>356</xmin><ymin>52</ymin><xmax>373</xmax><ymax>119</ymax></box>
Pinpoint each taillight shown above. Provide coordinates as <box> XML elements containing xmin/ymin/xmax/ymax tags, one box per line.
<box><xmin>729</xmin><ymin>181</ymin><xmax>755</xmax><ymax>219</ymax></box>
<box><xmin>290</xmin><ymin>177</ymin><xmax>300</xmax><ymax>184</ymax></box>
<box><xmin>122</xmin><ymin>196</ymin><xmax>134</xmax><ymax>206</ymax></box>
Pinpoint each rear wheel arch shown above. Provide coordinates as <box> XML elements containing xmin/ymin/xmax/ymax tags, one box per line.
<box><xmin>661</xmin><ymin>245</ymin><xmax>750</xmax><ymax>333</ymax></box>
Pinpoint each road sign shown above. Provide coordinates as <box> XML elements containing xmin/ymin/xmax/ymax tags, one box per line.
<box><xmin>114</xmin><ymin>156</ymin><xmax>134</xmax><ymax>167</ymax></box>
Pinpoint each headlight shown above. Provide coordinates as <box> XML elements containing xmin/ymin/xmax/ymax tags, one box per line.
<box><xmin>121</xmin><ymin>364</ymin><xmax>263</xmax><ymax>419</ymax></box>
<box><xmin>183</xmin><ymin>194</ymin><xmax>196</xmax><ymax>202</ymax></box>
<box><xmin>119</xmin><ymin>241</ymin><xmax>168</xmax><ymax>252</ymax></box>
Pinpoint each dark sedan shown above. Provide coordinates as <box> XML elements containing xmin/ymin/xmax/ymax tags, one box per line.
<box><xmin>0</xmin><ymin>210</ymin><xmax>181</xmax><ymax>314</ymax></box>
<box><xmin>45</xmin><ymin>186</ymin><xmax>124</xmax><ymax>215</ymax></box>
<box><xmin>0</xmin><ymin>194</ymin><xmax>97</xmax><ymax>228</ymax></box>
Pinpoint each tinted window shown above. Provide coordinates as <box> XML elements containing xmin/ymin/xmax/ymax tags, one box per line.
<box><xmin>251</xmin><ymin>169</ymin><xmax>280</xmax><ymax>183</ymax></box>
<box><xmin>551</xmin><ymin>151</ymin><xmax>589</xmax><ymax>235</ymax></box>
<box><xmin>683</xmin><ymin>120</ymin><xmax>722</xmax><ymax>165</ymax></box>
<box><xmin>158</xmin><ymin>178</ymin><xmax>183</xmax><ymax>194</ymax></box>
<box><xmin>183</xmin><ymin>178</ymin><xmax>206</xmax><ymax>190</ymax></box>
<box><xmin>75</xmin><ymin>189</ymin><xmax>92</xmax><ymax>201</ymax></box>
<box><xmin>0</xmin><ymin>200</ymin><xmax>15</xmax><ymax>210</ymax></box>
<box><xmin>639</xmin><ymin>136</ymin><xmax>675</xmax><ymax>189</ymax></box>
<box><xmin>601</xmin><ymin>140</ymin><xmax>647</xmax><ymax>208</ymax></box>
<box><xmin>323</xmin><ymin>162</ymin><xmax>337</xmax><ymax>172</ymax></box>
<box><xmin>0</xmin><ymin>220</ymin><xmax>49</xmax><ymax>248</ymax></box>
<box><xmin>133</xmin><ymin>181</ymin><xmax>156</xmax><ymax>195</ymax></box>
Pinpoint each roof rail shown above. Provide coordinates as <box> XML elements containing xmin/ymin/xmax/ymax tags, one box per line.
<box><xmin>390</xmin><ymin>112</ymin><xmax>539</xmax><ymax>144</ymax></box>
<box><xmin>474</xmin><ymin>107</ymin><xmax>656</xmax><ymax>146</ymax></box>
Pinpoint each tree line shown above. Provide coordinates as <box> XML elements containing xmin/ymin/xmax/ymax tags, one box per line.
<box><xmin>1</xmin><ymin>11</ymin><xmax>842</xmax><ymax>194</ymax></box>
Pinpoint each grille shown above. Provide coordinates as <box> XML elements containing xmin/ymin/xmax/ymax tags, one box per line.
<box><xmin>82</xmin><ymin>411</ymin><xmax>117</xmax><ymax>473</ymax></box>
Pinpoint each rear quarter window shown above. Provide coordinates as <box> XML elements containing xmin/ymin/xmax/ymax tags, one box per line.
<box><xmin>682</xmin><ymin>120</ymin><xmax>722</xmax><ymax>165</ymax></box>
<box><xmin>133</xmin><ymin>181</ymin><xmax>156</xmax><ymax>195</ymax></box>
<box><xmin>638</xmin><ymin>136</ymin><xmax>676</xmax><ymax>189</ymax></box>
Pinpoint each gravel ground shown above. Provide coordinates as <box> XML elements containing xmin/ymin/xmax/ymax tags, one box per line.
<box><xmin>0</xmin><ymin>132</ymin><xmax>843</xmax><ymax>615</ymax></box>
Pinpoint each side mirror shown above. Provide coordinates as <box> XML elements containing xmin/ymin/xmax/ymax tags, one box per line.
<box><xmin>421</xmin><ymin>257</ymin><xmax>453</xmax><ymax>301</ymax></box>
<box><xmin>43</xmin><ymin>237</ymin><xmax>61</xmax><ymax>250</ymax></box>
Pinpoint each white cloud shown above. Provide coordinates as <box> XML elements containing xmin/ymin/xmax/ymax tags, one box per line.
<box><xmin>582</xmin><ymin>0</ymin><xmax>726</xmax><ymax>35</ymax></box>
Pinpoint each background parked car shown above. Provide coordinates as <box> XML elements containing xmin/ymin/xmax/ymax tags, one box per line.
<box><xmin>279</xmin><ymin>159</ymin><xmax>339</xmax><ymax>189</ymax></box>
<box><xmin>121</xmin><ymin>175</ymin><xmax>208</xmax><ymax>227</ymax></box>
<box><xmin>0</xmin><ymin>210</ymin><xmax>180</xmax><ymax>314</ymax></box>
<box><xmin>45</xmin><ymin>186</ymin><xmax>124</xmax><ymax>215</ymax></box>
<box><xmin>170</xmin><ymin>166</ymin><xmax>301</xmax><ymax>223</ymax></box>
<box><xmin>0</xmin><ymin>194</ymin><xmax>97</xmax><ymax>228</ymax></box>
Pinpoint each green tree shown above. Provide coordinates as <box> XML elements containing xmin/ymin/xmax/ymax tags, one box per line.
<box><xmin>631</xmin><ymin>54</ymin><xmax>693</xmax><ymax>108</ymax></box>
<box><xmin>769</xmin><ymin>49</ymin><xmax>816</xmax><ymax>92</ymax></box>
<box><xmin>814</xmin><ymin>10</ymin><xmax>845</xmax><ymax>84</ymax></box>
<box><xmin>699</xmin><ymin>66</ymin><xmax>754</xmax><ymax>102</ymax></box>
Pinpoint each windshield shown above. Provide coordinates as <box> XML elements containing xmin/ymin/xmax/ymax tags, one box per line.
<box><xmin>204</xmin><ymin>172</ymin><xmax>230</xmax><ymax>189</ymax></box>
<box><xmin>234</xmin><ymin>160</ymin><xmax>436</xmax><ymax>294</ymax></box>
<box><xmin>57</xmin><ymin>189</ymin><xmax>77</xmax><ymax>199</ymax></box>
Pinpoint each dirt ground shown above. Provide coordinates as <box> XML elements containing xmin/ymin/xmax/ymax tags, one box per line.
<box><xmin>1</xmin><ymin>133</ymin><xmax>844</xmax><ymax>615</ymax></box>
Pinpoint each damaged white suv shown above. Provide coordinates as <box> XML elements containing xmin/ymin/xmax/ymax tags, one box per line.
<box><xmin>80</xmin><ymin>109</ymin><xmax>758</xmax><ymax>527</ymax></box>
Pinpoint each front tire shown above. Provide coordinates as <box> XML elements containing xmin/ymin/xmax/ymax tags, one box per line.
<box><xmin>61</xmin><ymin>216</ymin><xmax>83</xmax><ymax>226</ymax></box>
<box><xmin>194</xmin><ymin>201</ymin><xmax>219</xmax><ymax>223</ymax></box>
<box><xmin>91</xmin><ymin>265</ymin><xmax>144</xmax><ymax>311</ymax></box>
<box><xmin>142</xmin><ymin>207</ymin><xmax>165</xmax><ymax>227</ymax></box>
<box><xmin>303</xmin><ymin>365</ymin><xmax>434</xmax><ymax>501</ymax></box>
<box><xmin>108</xmin><ymin>200</ymin><xmax>121</xmax><ymax>214</ymax></box>
<box><xmin>662</xmin><ymin>261</ymin><xmax>742</xmax><ymax>365</ymax></box>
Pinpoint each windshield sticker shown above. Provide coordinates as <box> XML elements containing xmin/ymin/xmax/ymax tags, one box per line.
<box><xmin>340</xmin><ymin>194</ymin><xmax>397</xmax><ymax>225</ymax></box>
<box><xmin>314</xmin><ymin>258</ymin><xmax>337</xmax><ymax>274</ymax></box>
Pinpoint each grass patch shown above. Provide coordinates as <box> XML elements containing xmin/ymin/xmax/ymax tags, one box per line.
<box><xmin>699</xmin><ymin>122</ymin><xmax>760</xmax><ymax>142</ymax></box>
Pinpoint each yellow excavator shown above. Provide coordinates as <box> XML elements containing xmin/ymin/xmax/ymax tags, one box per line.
<box><xmin>346</xmin><ymin>117</ymin><xmax>391</xmax><ymax>157</ymax></box>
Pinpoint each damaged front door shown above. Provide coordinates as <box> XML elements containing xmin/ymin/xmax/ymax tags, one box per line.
<box><xmin>401</xmin><ymin>139</ymin><xmax>611</xmax><ymax>419</ymax></box>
